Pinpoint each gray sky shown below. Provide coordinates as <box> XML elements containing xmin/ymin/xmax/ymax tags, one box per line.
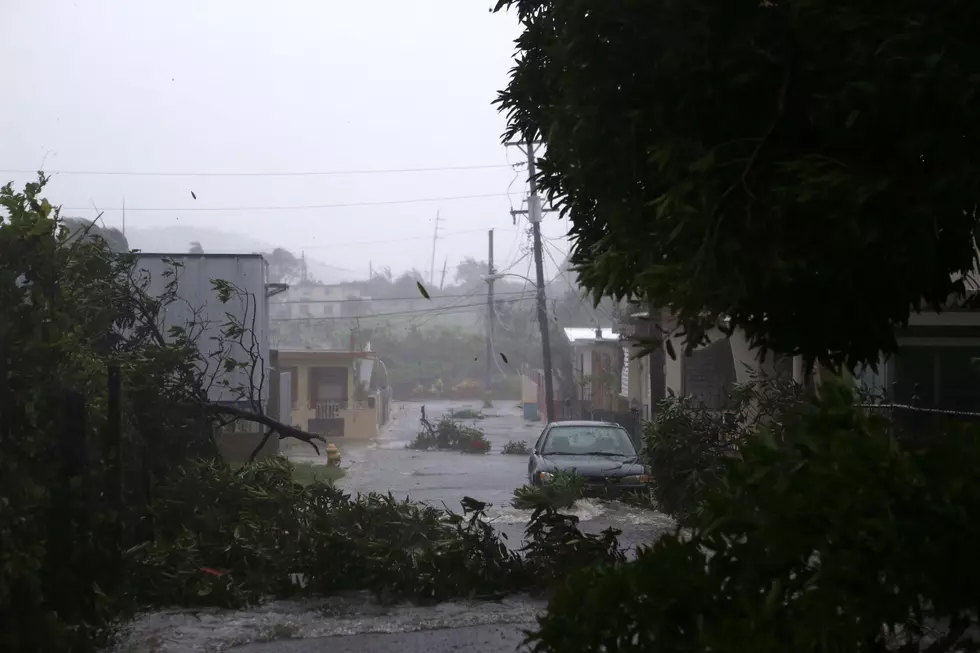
<box><xmin>1</xmin><ymin>0</ymin><xmax>571</xmax><ymax>279</ymax></box>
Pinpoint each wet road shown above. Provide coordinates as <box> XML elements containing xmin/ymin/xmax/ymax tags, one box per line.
<box><xmin>288</xmin><ymin>400</ymin><xmax>675</xmax><ymax>552</ymax></box>
<box><xmin>117</xmin><ymin>401</ymin><xmax>672</xmax><ymax>652</ymax></box>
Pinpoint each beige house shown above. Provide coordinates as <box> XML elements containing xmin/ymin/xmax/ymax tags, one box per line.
<box><xmin>278</xmin><ymin>348</ymin><xmax>386</xmax><ymax>440</ymax></box>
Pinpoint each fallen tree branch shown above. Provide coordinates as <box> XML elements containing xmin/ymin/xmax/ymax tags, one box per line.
<box><xmin>204</xmin><ymin>402</ymin><xmax>326</xmax><ymax>455</ymax></box>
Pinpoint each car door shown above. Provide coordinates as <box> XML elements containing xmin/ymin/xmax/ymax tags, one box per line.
<box><xmin>529</xmin><ymin>425</ymin><xmax>550</xmax><ymax>483</ymax></box>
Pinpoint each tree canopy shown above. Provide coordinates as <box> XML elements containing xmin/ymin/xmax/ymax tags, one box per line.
<box><xmin>494</xmin><ymin>0</ymin><xmax>980</xmax><ymax>370</ymax></box>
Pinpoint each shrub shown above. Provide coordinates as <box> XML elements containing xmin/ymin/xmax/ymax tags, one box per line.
<box><xmin>643</xmin><ymin>376</ymin><xmax>805</xmax><ymax>519</ymax></box>
<box><xmin>133</xmin><ymin>457</ymin><xmax>628</xmax><ymax>609</ymax></box>
<box><xmin>501</xmin><ymin>440</ymin><xmax>531</xmax><ymax>455</ymax></box>
<box><xmin>408</xmin><ymin>416</ymin><xmax>491</xmax><ymax>453</ymax></box>
<box><xmin>448</xmin><ymin>407</ymin><xmax>485</xmax><ymax>420</ymax></box>
<box><xmin>529</xmin><ymin>383</ymin><xmax>980</xmax><ymax>653</ymax></box>
<box><xmin>512</xmin><ymin>472</ymin><xmax>584</xmax><ymax>511</ymax></box>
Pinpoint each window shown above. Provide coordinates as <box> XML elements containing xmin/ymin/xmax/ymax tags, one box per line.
<box><xmin>308</xmin><ymin>366</ymin><xmax>348</xmax><ymax>407</ymax></box>
<box><xmin>542</xmin><ymin>425</ymin><xmax>636</xmax><ymax>456</ymax></box>
<box><xmin>891</xmin><ymin>345</ymin><xmax>980</xmax><ymax>412</ymax></box>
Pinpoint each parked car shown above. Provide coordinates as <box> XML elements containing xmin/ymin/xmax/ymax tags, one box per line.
<box><xmin>527</xmin><ymin>420</ymin><xmax>649</xmax><ymax>494</ymax></box>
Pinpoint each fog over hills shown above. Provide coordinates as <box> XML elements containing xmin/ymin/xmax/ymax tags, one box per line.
<box><xmin>124</xmin><ymin>225</ymin><xmax>355</xmax><ymax>284</ymax></box>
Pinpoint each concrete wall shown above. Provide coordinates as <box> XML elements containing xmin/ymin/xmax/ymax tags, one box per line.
<box><xmin>135</xmin><ymin>253</ymin><xmax>270</xmax><ymax>405</ymax></box>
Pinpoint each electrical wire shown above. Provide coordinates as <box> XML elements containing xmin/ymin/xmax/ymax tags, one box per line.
<box><xmin>409</xmin><ymin>286</ymin><xmax>487</xmax><ymax>329</ymax></box>
<box><xmin>271</xmin><ymin>296</ymin><xmax>531</xmax><ymax>322</ymax></box>
<box><xmin>3</xmin><ymin>163</ymin><xmax>514</xmax><ymax>177</ymax></box>
<box><xmin>275</xmin><ymin>288</ymin><xmax>535</xmax><ymax>304</ymax></box>
<box><xmin>544</xmin><ymin>239</ymin><xmax>612</xmax><ymax>324</ymax></box>
<box><xmin>61</xmin><ymin>192</ymin><xmax>511</xmax><ymax>213</ymax></box>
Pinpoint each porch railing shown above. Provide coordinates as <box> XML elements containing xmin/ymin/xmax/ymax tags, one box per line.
<box><xmin>315</xmin><ymin>400</ymin><xmax>372</xmax><ymax>419</ymax></box>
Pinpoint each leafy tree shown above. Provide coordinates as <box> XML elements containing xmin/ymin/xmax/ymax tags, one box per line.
<box><xmin>62</xmin><ymin>216</ymin><xmax>130</xmax><ymax>252</ymax></box>
<box><xmin>188</xmin><ymin>241</ymin><xmax>204</xmax><ymax>254</ymax></box>
<box><xmin>265</xmin><ymin>247</ymin><xmax>302</xmax><ymax>283</ymax></box>
<box><xmin>494</xmin><ymin>0</ymin><xmax>980</xmax><ymax>370</ymax></box>
<box><xmin>0</xmin><ymin>176</ymin><xmax>325</xmax><ymax>651</ymax></box>
<box><xmin>454</xmin><ymin>256</ymin><xmax>487</xmax><ymax>286</ymax></box>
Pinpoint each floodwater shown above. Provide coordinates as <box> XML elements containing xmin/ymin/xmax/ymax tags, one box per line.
<box><xmin>111</xmin><ymin>401</ymin><xmax>675</xmax><ymax>652</ymax></box>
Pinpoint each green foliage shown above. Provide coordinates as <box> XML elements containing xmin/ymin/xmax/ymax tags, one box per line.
<box><xmin>501</xmin><ymin>440</ymin><xmax>531</xmax><ymax>455</ymax></box>
<box><xmin>408</xmin><ymin>416</ymin><xmax>491</xmax><ymax>453</ymax></box>
<box><xmin>0</xmin><ymin>177</ymin><xmax>313</xmax><ymax>652</ymax></box>
<box><xmin>136</xmin><ymin>457</ymin><xmax>633</xmax><ymax>609</ymax></box>
<box><xmin>494</xmin><ymin>0</ymin><xmax>980</xmax><ymax>370</ymax></box>
<box><xmin>528</xmin><ymin>384</ymin><xmax>980</xmax><ymax>653</ymax></box>
<box><xmin>512</xmin><ymin>472</ymin><xmax>584</xmax><ymax>511</ymax></box>
<box><xmin>0</xmin><ymin>176</ymin><xmax>195</xmax><ymax>652</ymax></box>
<box><xmin>289</xmin><ymin>462</ymin><xmax>345</xmax><ymax>486</ymax></box>
<box><xmin>448</xmin><ymin>407</ymin><xmax>485</xmax><ymax>420</ymax></box>
<box><xmin>643</xmin><ymin>376</ymin><xmax>805</xmax><ymax>519</ymax></box>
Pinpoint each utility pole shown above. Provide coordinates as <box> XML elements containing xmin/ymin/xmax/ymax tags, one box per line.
<box><xmin>428</xmin><ymin>211</ymin><xmax>441</xmax><ymax>285</ymax></box>
<box><xmin>485</xmin><ymin>229</ymin><xmax>495</xmax><ymax>404</ymax></box>
<box><xmin>439</xmin><ymin>257</ymin><xmax>448</xmax><ymax>290</ymax></box>
<box><xmin>524</xmin><ymin>139</ymin><xmax>556</xmax><ymax>422</ymax></box>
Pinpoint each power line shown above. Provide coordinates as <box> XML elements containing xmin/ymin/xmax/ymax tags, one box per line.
<box><xmin>410</xmin><ymin>287</ymin><xmax>486</xmax><ymax>329</ymax></box>
<box><xmin>270</xmin><ymin>296</ymin><xmax>531</xmax><ymax>322</ymax></box>
<box><xmin>275</xmin><ymin>289</ymin><xmax>536</xmax><ymax>304</ymax></box>
<box><xmin>2</xmin><ymin>163</ymin><xmax>517</xmax><ymax>178</ymax></box>
<box><xmin>280</xmin><ymin>228</ymin><xmax>517</xmax><ymax>250</ymax></box>
<box><xmin>62</xmin><ymin>192</ymin><xmax>511</xmax><ymax>213</ymax></box>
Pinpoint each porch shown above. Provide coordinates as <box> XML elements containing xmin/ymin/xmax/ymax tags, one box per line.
<box><xmin>278</xmin><ymin>349</ymin><xmax>385</xmax><ymax>440</ymax></box>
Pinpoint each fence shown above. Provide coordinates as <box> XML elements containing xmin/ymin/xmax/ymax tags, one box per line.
<box><xmin>859</xmin><ymin>402</ymin><xmax>980</xmax><ymax>445</ymax></box>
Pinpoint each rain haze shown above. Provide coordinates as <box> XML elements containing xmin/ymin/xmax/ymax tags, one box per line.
<box><xmin>0</xmin><ymin>0</ymin><xmax>571</xmax><ymax>279</ymax></box>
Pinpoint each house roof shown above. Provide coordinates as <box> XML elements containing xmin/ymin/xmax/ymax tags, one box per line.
<box><xmin>277</xmin><ymin>348</ymin><xmax>377</xmax><ymax>358</ymax></box>
<box><xmin>563</xmin><ymin>327</ymin><xmax>619</xmax><ymax>344</ymax></box>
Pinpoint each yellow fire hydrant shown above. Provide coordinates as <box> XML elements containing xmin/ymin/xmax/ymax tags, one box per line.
<box><xmin>325</xmin><ymin>443</ymin><xmax>342</xmax><ymax>468</ymax></box>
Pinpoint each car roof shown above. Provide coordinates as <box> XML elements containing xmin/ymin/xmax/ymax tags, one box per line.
<box><xmin>548</xmin><ymin>420</ymin><xmax>624</xmax><ymax>428</ymax></box>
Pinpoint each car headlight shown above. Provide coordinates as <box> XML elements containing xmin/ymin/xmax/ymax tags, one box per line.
<box><xmin>621</xmin><ymin>474</ymin><xmax>650</xmax><ymax>484</ymax></box>
<box><xmin>538</xmin><ymin>471</ymin><xmax>555</xmax><ymax>483</ymax></box>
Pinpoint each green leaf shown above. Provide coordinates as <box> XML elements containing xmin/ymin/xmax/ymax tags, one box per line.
<box><xmin>417</xmin><ymin>281</ymin><xmax>431</xmax><ymax>299</ymax></box>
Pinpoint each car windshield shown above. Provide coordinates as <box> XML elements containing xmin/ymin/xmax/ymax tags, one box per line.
<box><xmin>541</xmin><ymin>425</ymin><xmax>636</xmax><ymax>456</ymax></box>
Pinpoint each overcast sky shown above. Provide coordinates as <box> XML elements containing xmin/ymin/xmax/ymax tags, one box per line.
<box><xmin>1</xmin><ymin>0</ymin><xmax>571</xmax><ymax>278</ymax></box>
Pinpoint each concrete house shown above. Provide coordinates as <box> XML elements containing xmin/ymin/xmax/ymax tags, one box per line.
<box><xmin>618</xmin><ymin>294</ymin><xmax>980</xmax><ymax>418</ymax></box>
<box><xmin>278</xmin><ymin>345</ymin><xmax>390</xmax><ymax>441</ymax></box>
<box><xmin>133</xmin><ymin>253</ymin><xmax>285</xmax><ymax>461</ymax></box>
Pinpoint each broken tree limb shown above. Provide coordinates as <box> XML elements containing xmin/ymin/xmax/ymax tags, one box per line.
<box><xmin>204</xmin><ymin>402</ymin><xmax>326</xmax><ymax>456</ymax></box>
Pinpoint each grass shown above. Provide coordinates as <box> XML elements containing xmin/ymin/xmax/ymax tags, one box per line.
<box><xmin>290</xmin><ymin>462</ymin><xmax>346</xmax><ymax>486</ymax></box>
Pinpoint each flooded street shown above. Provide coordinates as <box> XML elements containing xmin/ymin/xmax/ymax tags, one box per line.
<box><xmin>113</xmin><ymin>401</ymin><xmax>673</xmax><ymax>653</ymax></box>
<box><xmin>319</xmin><ymin>400</ymin><xmax>675</xmax><ymax>551</ymax></box>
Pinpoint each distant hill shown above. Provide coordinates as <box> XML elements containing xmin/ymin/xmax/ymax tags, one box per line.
<box><xmin>124</xmin><ymin>225</ymin><xmax>354</xmax><ymax>284</ymax></box>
